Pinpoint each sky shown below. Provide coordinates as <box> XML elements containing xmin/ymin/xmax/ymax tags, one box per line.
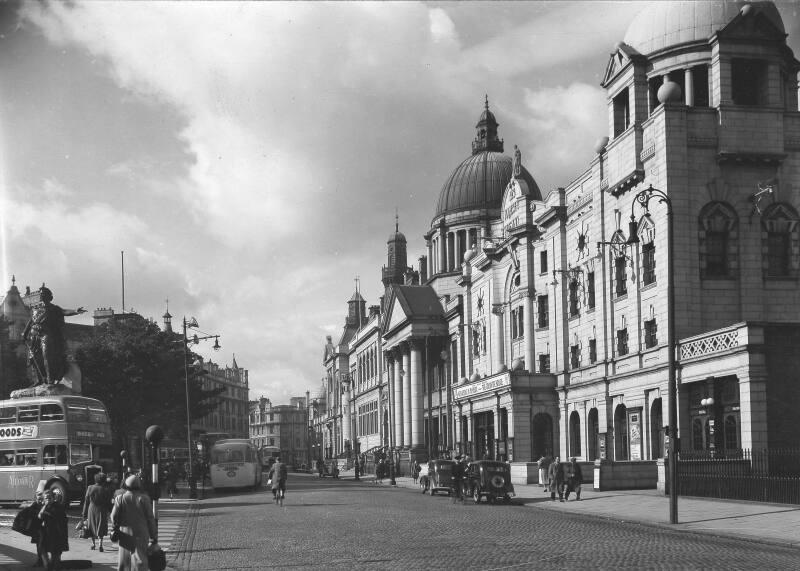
<box><xmin>0</xmin><ymin>1</ymin><xmax>798</xmax><ymax>404</ymax></box>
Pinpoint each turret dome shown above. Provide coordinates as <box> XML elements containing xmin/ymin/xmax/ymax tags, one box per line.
<box><xmin>623</xmin><ymin>1</ymin><xmax>784</xmax><ymax>56</ymax></box>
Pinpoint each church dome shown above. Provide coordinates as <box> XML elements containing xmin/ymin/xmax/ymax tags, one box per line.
<box><xmin>623</xmin><ymin>1</ymin><xmax>784</xmax><ymax>55</ymax></box>
<box><xmin>434</xmin><ymin>98</ymin><xmax>541</xmax><ymax>220</ymax></box>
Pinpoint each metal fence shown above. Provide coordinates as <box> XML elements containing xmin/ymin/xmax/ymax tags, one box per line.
<box><xmin>678</xmin><ymin>448</ymin><xmax>800</xmax><ymax>504</ymax></box>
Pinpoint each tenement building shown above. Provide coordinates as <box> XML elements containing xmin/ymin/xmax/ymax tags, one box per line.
<box><xmin>318</xmin><ymin>1</ymin><xmax>800</xmax><ymax>488</ymax></box>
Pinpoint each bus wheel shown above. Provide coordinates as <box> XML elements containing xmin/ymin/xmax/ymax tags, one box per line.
<box><xmin>48</xmin><ymin>480</ymin><xmax>67</xmax><ymax>505</ymax></box>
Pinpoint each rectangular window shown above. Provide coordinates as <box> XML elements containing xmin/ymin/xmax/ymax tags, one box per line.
<box><xmin>642</xmin><ymin>242</ymin><xmax>656</xmax><ymax>285</ymax></box>
<box><xmin>0</xmin><ymin>449</ymin><xmax>14</xmax><ymax>466</ymax></box>
<box><xmin>570</xmin><ymin>345</ymin><xmax>580</xmax><ymax>370</ymax></box>
<box><xmin>732</xmin><ymin>59</ymin><xmax>766</xmax><ymax>106</ymax></box>
<box><xmin>16</xmin><ymin>448</ymin><xmax>38</xmax><ymax>466</ymax></box>
<box><xmin>645</xmin><ymin>319</ymin><xmax>658</xmax><ymax>349</ymax></box>
<box><xmin>43</xmin><ymin>445</ymin><xmax>68</xmax><ymax>465</ymax></box>
<box><xmin>540</xmin><ymin>251</ymin><xmax>548</xmax><ymax>274</ymax></box>
<box><xmin>568</xmin><ymin>280</ymin><xmax>579</xmax><ymax>317</ymax></box>
<box><xmin>589</xmin><ymin>339</ymin><xmax>597</xmax><ymax>364</ymax></box>
<box><xmin>614</xmin><ymin>256</ymin><xmax>628</xmax><ymax>296</ymax></box>
<box><xmin>40</xmin><ymin>404</ymin><xmax>64</xmax><ymax>422</ymax></box>
<box><xmin>767</xmin><ymin>232</ymin><xmax>790</xmax><ymax>276</ymax></box>
<box><xmin>613</xmin><ymin>87</ymin><xmax>630</xmax><ymax>136</ymax></box>
<box><xmin>67</xmin><ymin>405</ymin><xmax>88</xmax><ymax>422</ymax></box>
<box><xmin>539</xmin><ymin>354</ymin><xmax>551</xmax><ymax>373</ymax></box>
<box><xmin>511</xmin><ymin>307</ymin><xmax>524</xmax><ymax>340</ymax></box>
<box><xmin>511</xmin><ymin>308</ymin><xmax>518</xmax><ymax>339</ymax></box>
<box><xmin>0</xmin><ymin>407</ymin><xmax>16</xmax><ymax>424</ymax></box>
<box><xmin>18</xmin><ymin>406</ymin><xmax>39</xmax><ymax>423</ymax></box>
<box><xmin>537</xmin><ymin>296</ymin><xmax>549</xmax><ymax>328</ymax></box>
<box><xmin>587</xmin><ymin>272</ymin><xmax>596</xmax><ymax>309</ymax></box>
<box><xmin>705</xmin><ymin>231</ymin><xmax>728</xmax><ymax>277</ymax></box>
<box><xmin>617</xmin><ymin>328</ymin><xmax>629</xmax><ymax>356</ymax></box>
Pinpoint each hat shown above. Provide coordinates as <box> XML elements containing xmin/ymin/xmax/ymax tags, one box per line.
<box><xmin>95</xmin><ymin>473</ymin><xmax>107</xmax><ymax>484</ymax></box>
<box><xmin>125</xmin><ymin>475</ymin><xmax>141</xmax><ymax>490</ymax></box>
<box><xmin>35</xmin><ymin>480</ymin><xmax>47</xmax><ymax>496</ymax></box>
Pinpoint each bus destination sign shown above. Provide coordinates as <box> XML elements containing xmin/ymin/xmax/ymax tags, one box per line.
<box><xmin>0</xmin><ymin>425</ymin><xmax>38</xmax><ymax>440</ymax></box>
<box><xmin>75</xmin><ymin>430</ymin><xmax>107</xmax><ymax>439</ymax></box>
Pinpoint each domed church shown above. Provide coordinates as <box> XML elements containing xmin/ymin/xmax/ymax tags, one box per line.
<box><xmin>320</xmin><ymin>1</ymin><xmax>800</xmax><ymax>498</ymax></box>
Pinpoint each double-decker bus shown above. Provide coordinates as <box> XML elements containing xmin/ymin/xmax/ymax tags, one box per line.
<box><xmin>209</xmin><ymin>439</ymin><xmax>262</xmax><ymax>491</ymax></box>
<box><xmin>0</xmin><ymin>395</ymin><xmax>113</xmax><ymax>505</ymax></box>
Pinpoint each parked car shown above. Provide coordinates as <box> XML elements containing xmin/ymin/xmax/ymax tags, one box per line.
<box><xmin>465</xmin><ymin>460</ymin><xmax>515</xmax><ymax>503</ymax></box>
<box><xmin>320</xmin><ymin>459</ymin><xmax>339</xmax><ymax>478</ymax></box>
<box><xmin>420</xmin><ymin>459</ymin><xmax>456</xmax><ymax>496</ymax></box>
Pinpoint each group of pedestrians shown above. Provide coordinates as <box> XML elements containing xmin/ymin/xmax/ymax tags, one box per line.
<box><xmin>542</xmin><ymin>456</ymin><xmax>583</xmax><ymax>502</ymax></box>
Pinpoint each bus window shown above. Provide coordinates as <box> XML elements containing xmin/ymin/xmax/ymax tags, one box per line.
<box><xmin>70</xmin><ymin>444</ymin><xmax>92</xmax><ymax>464</ymax></box>
<box><xmin>16</xmin><ymin>449</ymin><xmax>38</xmax><ymax>466</ymax></box>
<box><xmin>67</xmin><ymin>405</ymin><xmax>88</xmax><ymax>422</ymax></box>
<box><xmin>0</xmin><ymin>407</ymin><xmax>15</xmax><ymax>424</ymax></box>
<box><xmin>44</xmin><ymin>445</ymin><xmax>68</xmax><ymax>465</ymax></box>
<box><xmin>88</xmin><ymin>407</ymin><xmax>107</xmax><ymax>423</ymax></box>
<box><xmin>18</xmin><ymin>406</ymin><xmax>39</xmax><ymax>423</ymax></box>
<box><xmin>41</xmin><ymin>404</ymin><xmax>65</xmax><ymax>421</ymax></box>
<box><xmin>0</xmin><ymin>449</ymin><xmax>13</xmax><ymax>465</ymax></box>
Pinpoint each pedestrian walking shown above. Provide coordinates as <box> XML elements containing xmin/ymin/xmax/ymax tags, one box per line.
<box><xmin>165</xmin><ymin>463</ymin><xmax>179</xmax><ymax>499</ymax></box>
<box><xmin>564</xmin><ymin>458</ymin><xmax>583</xmax><ymax>501</ymax></box>
<box><xmin>411</xmin><ymin>460</ymin><xmax>421</xmax><ymax>484</ymax></box>
<box><xmin>548</xmin><ymin>456</ymin><xmax>565</xmax><ymax>502</ymax></box>
<box><xmin>538</xmin><ymin>455</ymin><xmax>553</xmax><ymax>491</ymax></box>
<box><xmin>82</xmin><ymin>472</ymin><xmax>112</xmax><ymax>552</ymax></box>
<box><xmin>450</xmin><ymin>455</ymin><xmax>466</xmax><ymax>503</ymax></box>
<box><xmin>376</xmin><ymin>459</ymin><xmax>385</xmax><ymax>484</ymax></box>
<box><xmin>110</xmin><ymin>474</ymin><xmax>157</xmax><ymax>571</ymax></box>
<box><xmin>37</xmin><ymin>488</ymin><xmax>69</xmax><ymax>571</ymax></box>
<box><xmin>268</xmin><ymin>456</ymin><xmax>288</xmax><ymax>505</ymax></box>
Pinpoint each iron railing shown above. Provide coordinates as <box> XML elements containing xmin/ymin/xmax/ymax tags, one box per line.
<box><xmin>678</xmin><ymin>448</ymin><xmax>800</xmax><ymax>504</ymax></box>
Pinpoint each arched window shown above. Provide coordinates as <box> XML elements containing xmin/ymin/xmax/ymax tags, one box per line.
<box><xmin>614</xmin><ymin>405</ymin><xmax>628</xmax><ymax>460</ymax></box>
<box><xmin>699</xmin><ymin>201</ymin><xmax>738</xmax><ymax>279</ymax></box>
<box><xmin>761</xmin><ymin>202</ymin><xmax>799</xmax><ymax>278</ymax></box>
<box><xmin>569</xmin><ymin>411</ymin><xmax>581</xmax><ymax>457</ymax></box>
<box><xmin>587</xmin><ymin>409</ymin><xmax>599</xmax><ymax>461</ymax></box>
<box><xmin>650</xmin><ymin>398</ymin><xmax>664</xmax><ymax>458</ymax></box>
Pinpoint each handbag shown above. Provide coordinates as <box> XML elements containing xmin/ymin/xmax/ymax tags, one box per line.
<box><xmin>12</xmin><ymin>504</ymin><xmax>40</xmax><ymax>537</ymax></box>
<box><xmin>148</xmin><ymin>543</ymin><xmax>167</xmax><ymax>571</ymax></box>
<box><xmin>111</xmin><ymin>526</ymin><xmax>137</xmax><ymax>551</ymax></box>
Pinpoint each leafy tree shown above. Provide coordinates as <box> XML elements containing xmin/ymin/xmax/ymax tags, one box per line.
<box><xmin>75</xmin><ymin>315</ymin><xmax>223</xmax><ymax>454</ymax></box>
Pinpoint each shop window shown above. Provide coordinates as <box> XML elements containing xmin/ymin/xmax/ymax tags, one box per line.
<box><xmin>537</xmin><ymin>296</ymin><xmax>549</xmax><ymax>328</ymax></box>
<box><xmin>724</xmin><ymin>414</ymin><xmax>740</xmax><ymax>451</ymax></box>
<box><xmin>644</xmin><ymin>319</ymin><xmax>658</xmax><ymax>349</ymax></box>
<box><xmin>539</xmin><ymin>354</ymin><xmax>551</xmax><ymax>374</ymax></box>
<box><xmin>642</xmin><ymin>242</ymin><xmax>656</xmax><ymax>285</ymax></box>
<box><xmin>589</xmin><ymin>339</ymin><xmax>597</xmax><ymax>364</ymax></box>
<box><xmin>731</xmin><ymin>58</ymin><xmax>766</xmax><ymax>106</ymax></box>
<box><xmin>570</xmin><ymin>345</ymin><xmax>580</xmax><ymax>370</ymax></box>
<box><xmin>568</xmin><ymin>280</ymin><xmax>579</xmax><ymax>317</ymax></box>
<box><xmin>614</xmin><ymin>256</ymin><xmax>627</xmax><ymax>297</ymax></box>
<box><xmin>587</xmin><ymin>272</ymin><xmax>595</xmax><ymax>309</ymax></box>
<box><xmin>613</xmin><ymin>87</ymin><xmax>630</xmax><ymax>137</ymax></box>
<box><xmin>617</xmin><ymin>328</ymin><xmax>629</xmax><ymax>356</ymax></box>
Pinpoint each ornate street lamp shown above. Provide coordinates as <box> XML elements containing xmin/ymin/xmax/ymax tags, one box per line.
<box><xmin>627</xmin><ymin>184</ymin><xmax>678</xmax><ymax>524</ymax></box>
<box><xmin>182</xmin><ymin>316</ymin><xmax>220</xmax><ymax>500</ymax></box>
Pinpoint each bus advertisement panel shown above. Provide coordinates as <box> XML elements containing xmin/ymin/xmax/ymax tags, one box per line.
<box><xmin>0</xmin><ymin>395</ymin><xmax>113</xmax><ymax>505</ymax></box>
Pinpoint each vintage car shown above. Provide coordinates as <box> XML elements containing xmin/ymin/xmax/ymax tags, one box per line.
<box><xmin>317</xmin><ymin>459</ymin><xmax>339</xmax><ymax>478</ymax></box>
<box><xmin>419</xmin><ymin>459</ymin><xmax>456</xmax><ymax>496</ymax></box>
<box><xmin>465</xmin><ymin>460</ymin><xmax>515</xmax><ymax>503</ymax></box>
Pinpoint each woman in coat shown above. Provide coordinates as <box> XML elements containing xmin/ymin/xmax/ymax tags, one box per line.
<box><xmin>38</xmin><ymin>488</ymin><xmax>69</xmax><ymax>571</ymax></box>
<box><xmin>110</xmin><ymin>474</ymin><xmax>157</xmax><ymax>571</ymax></box>
<box><xmin>83</xmin><ymin>472</ymin><xmax>111</xmax><ymax>551</ymax></box>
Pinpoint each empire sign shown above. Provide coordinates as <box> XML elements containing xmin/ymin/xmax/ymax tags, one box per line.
<box><xmin>453</xmin><ymin>374</ymin><xmax>510</xmax><ymax>400</ymax></box>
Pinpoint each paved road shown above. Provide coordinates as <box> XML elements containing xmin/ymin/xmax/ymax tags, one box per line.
<box><xmin>169</xmin><ymin>473</ymin><xmax>800</xmax><ymax>570</ymax></box>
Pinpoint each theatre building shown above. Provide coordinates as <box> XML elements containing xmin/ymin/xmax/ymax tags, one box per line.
<box><xmin>320</xmin><ymin>1</ymin><xmax>800</xmax><ymax>490</ymax></box>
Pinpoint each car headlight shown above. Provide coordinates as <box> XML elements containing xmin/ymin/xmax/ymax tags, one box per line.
<box><xmin>76</xmin><ymin>474</ymin><xmax>84</xmax><ymax>482</ymax></box>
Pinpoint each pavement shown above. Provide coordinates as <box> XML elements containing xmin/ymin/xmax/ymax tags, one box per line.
<box><xmin>1</xmin><ymin>474</ymin><xmax>798</xmax><ymax>569</ymax></box>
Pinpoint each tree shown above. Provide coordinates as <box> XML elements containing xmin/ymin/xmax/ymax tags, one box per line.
<box><xmin>75</xmin><ymin>315</ymin><xmax>223</xmax><ymax>455</ymax></box>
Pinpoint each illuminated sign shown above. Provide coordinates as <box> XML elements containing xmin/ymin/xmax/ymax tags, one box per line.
<box><xmin>453</xmin><ymin>374</ymin><xmax>510</xmax><ymax>400</ymax></box>
<box><xmin>0</xmin><ymin>425</ymin><xmax>38</xmax><ymax>440</ymax></box>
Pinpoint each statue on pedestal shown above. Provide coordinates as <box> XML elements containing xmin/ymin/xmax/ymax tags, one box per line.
<box><xmin>22</xmin><ymin>285</ymin><xmax>85</xmax><ymax>386</ymax></box>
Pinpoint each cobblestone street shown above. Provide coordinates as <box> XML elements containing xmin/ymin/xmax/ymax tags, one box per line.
<box><xmin>170</xmin><ymin>474</ymin><xmax>799</xmax><ymax>570</ymax></box>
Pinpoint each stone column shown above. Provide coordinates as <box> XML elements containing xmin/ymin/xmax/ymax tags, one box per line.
<box><xmin>495</xmin><ymin>394</ymin><xmax>502</xmax><ymax>460</ymax></box>
<box><xmin>738</xmin><ymin>370</ymin><xmax>768</xmax><ymax>451</ymax></box>
<box><xmin>342</xmin><ymin>382</ymin><xmax>351</xmax><ymax>446</ymax></box>
<box><xmin>492</xmin><ymin>305</ymin><xmax>505</xmax><ymax>373</ymax></box>
<box><xmin>684</xmin><ymin>67</ymin><xmax>694</xmax><ymax>106</ymax></box>
<box><xmin>402</xmin><ymin>344</ymin><xmax>412</xmax><ymax>449</ymax></box>
<box><xmin>439</xmin><ymin>226</ymin><xmax>447</xmax><ymax>274</ymax></box>
<box><xmin>524</xmin><ymin>291</ymin><xmax>535</xmax><ymax>373</ymax></box>
<box><xmin>454</xmin><ymin>404</ymin><xmax>462</xmax><ymax>453</ymax></box>
<box><xmin>426</xmin><ymin>241</ymin><xmax>433</xmax><ymax>279</ymax></box>
<box><xmin>410</xmin><ymin>340</ymin><xmax>424</xmax><ymax>449</ymax></box>
<box><xmin>455</xmin><ymin>230</ymin><xmax>463</xmax><ymax>270</ymax></box>
<box><xmin>468</xmin><ymin>401</ymin><xmax>475</xmax><ymax>458</ymax></box>
<box><xmin>393</xmin><ymin>351</ymin><xmax>404</xmax><ymax>448</ymax></box>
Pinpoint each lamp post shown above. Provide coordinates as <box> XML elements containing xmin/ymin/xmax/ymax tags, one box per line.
<box><xmin>145</xmin><ymin>425</ymin><xmax>164</xmax><ymax>540</ymax></box>
<box><xmin>626</xmin><ymin>184</ymin><xmax>678</xmax><ymax>524</ymax></box>
<box><xmin>182</xmin><ymin>316</ymin><xmax>221</xmax><ymax>500</ymax></box>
